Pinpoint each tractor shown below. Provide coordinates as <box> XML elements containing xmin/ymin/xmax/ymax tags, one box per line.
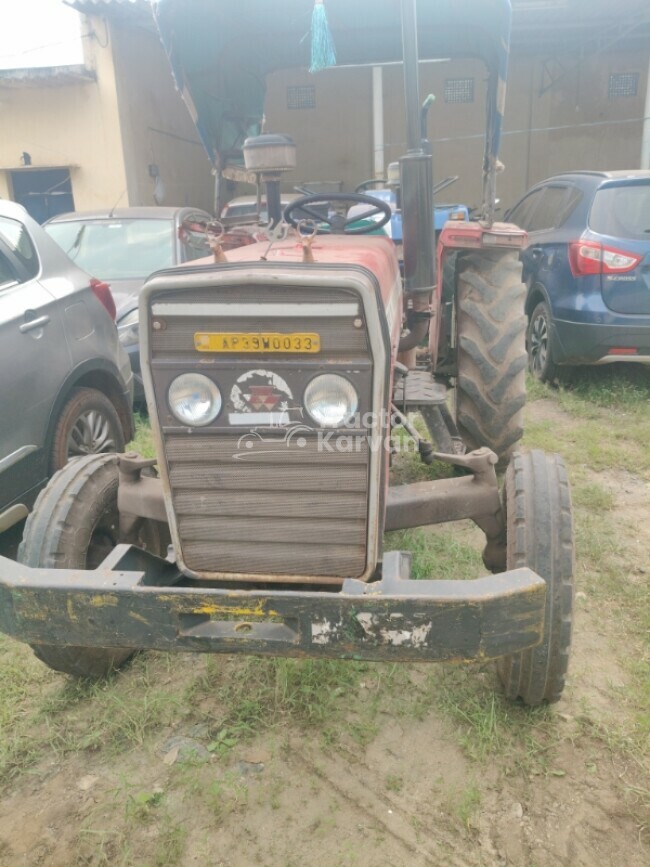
<box><xmin>0</xmin><ymin>0</ymin><xmax>574</xmax><ymax>707</ymax></box>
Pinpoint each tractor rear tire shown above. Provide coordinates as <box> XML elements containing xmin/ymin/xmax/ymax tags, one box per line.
<box><xmin>18</xmin><ymin>454</ymin><xmax>167</xmax><ymax>679</ymax></box>
<box><xmin>455</xmin><ymin>250</ymin><xmax>527</xmax><ymax>465</ymax></box>
<box><xmin>497</xmin><ymin>451</ymin><xmax>575</xmax><ymax>706</ymax></box>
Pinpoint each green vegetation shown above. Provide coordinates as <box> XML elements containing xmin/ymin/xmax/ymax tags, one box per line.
<box><xmin>525</xmin><ymin>368</ymin><xmax>650</xmax><ymax>800</ymax></box>
<box><xmin>128</xmin><ymin>411</ymin><xmax>157</xmax><ymax>458</ymax></box>
<box><xmin>445</xmin><ymin>781</ymin><xmax>482</xmax><ymax>830</ymax></box>
<box><xmin>1</xmin><ymin>366</ymin><xmax>648</xmax><ymax>863</ymax></box>
<box><xmin>386</xmin><ymin>525</ymin><xmax>484</xmax><ymax>581</ymax></box>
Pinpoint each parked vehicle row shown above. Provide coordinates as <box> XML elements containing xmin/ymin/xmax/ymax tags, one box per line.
<box><xmin>506</xmin><ymin>170</ymin><xmax>650</xmax><ymax>381</ymax></box>
<box><xmin>0</xmin><ymin>200</ymin><xmax>133</xmax><ymax>534</ymax></box>
<box><xmin>3</xmin><ymin>168</ymin><xmax>647</xmax><ymax>538</ymax></box>
<box><xmin>44</xmin><ymin>207</ymin><xmax>213</xmax><ymax>403</ymax></box>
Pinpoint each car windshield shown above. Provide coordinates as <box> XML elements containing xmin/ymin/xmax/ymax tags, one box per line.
<box><xmin>45</xmin><ymin>219</ymin><xmax>175</xmax><ymax>279</ymax></box>
<box><xmin>589</xmin><ymin>183</ymin><xmax>650</xmax><ymax>241</ymax></box>
<box><xmin>223</xmin><ymin>204</ymin><xmax>259</xmax><ymax>219</ymax></box>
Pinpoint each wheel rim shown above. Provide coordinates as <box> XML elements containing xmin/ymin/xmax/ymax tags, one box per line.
<box><xmin>67</xmin><ymin>410</ymin><xmax>117</xmax><ymax>459</ymax></box>
<box><xmin>529</xmin><ymin>313</ymin><xmax>549</xmax><ymax>375</ymax></box>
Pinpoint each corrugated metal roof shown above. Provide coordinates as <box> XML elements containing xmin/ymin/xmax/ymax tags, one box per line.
<box><xmin>0</xmin><ymin>65</ymin><xmax>96</xmax><ymax>87</ymax></box>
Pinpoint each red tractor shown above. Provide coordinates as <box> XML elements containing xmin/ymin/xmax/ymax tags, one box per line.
<box><xmin>1</xmin><ymin>0</ymin><xmax>574</xmax><ymax>707</ymax></box>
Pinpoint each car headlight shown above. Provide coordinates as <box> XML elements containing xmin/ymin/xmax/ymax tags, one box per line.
<box><xmin>304</xmin><ymin>374</ymin><xmax>358</xmax><ymax>428</ymax></box>
<box><xmin>117</xmin><ymin>309</ymin><xmax>140</xmax><ymax>348</ymax></box>
<box><xmin>168</xmin><ymin>373</ymin><xmax>222</xmax><ymax>426</ymax></box>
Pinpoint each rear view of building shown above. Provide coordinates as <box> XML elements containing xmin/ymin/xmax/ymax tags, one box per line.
<box><xmin>0</xmin><ymin>0</ymin><xmax>214</xmax><ymax>221</ymax></box>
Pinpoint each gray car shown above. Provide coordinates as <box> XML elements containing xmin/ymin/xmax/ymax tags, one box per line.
<box><xmin>44</xmin><ymin>207</ymin><xmax>213</xmax><ymax>402</ymax></box>
<box><xmin>0</xmin><ymin>200</ymin><xmax>134</xmax><ymax>534</ymax></box>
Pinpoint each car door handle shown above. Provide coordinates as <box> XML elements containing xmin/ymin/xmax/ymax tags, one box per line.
<box><xmin>20</xmin><ymin>314</ymin><xmax>50</xmax><ymax>333</ymax></box>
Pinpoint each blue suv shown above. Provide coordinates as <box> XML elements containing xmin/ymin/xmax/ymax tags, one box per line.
<box><xmin>506</xmin><ymin>171</ymin><xmax>650</xmax><ymax>381</ymax></box>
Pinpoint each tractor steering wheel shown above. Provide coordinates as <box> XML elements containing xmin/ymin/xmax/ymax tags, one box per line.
<box><xmin>284</xmin><ymin>192</ymin><xmax>392</xmax><ymax>236</ymax></box>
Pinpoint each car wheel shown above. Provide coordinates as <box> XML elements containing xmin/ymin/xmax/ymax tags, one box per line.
<box><xmin>527</xmin><ymin>301</ymin><xmax>558</xmax><ymax>383</ymax></box>
<box><xmin>50</xmin><ymin>387</ymin><xmax>126</xmax><ymax>473</ymax></box>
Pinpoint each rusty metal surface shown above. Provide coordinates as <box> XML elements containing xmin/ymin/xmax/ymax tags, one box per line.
<box><xmin>392</xmin><ymin>370</ymin><xmax>447</xmax><ymax>407</ymax></box>
<box><xmin>116</xmin><ymin>446</ymin><xmax>507</xmax><ymax>577</ymax></box>
<box><xmin>0</xmin><ymin>548</ymin><xmax>546</xmax><ymax>662</ymax></box>
<box><xmin>165</xmin><ymin>433</ymin><xmax>369</xmax><ymax>579</ymax></box>
<box><xmin>118</xmin><ymin>471</ymin><xmax>168</xmax><ymax>526</ymax></box>
<box><xmin>386</xmin><ymin>449</ymin><xmax>502</xmax><ymax>529</ymax></box>
<box><xmin>145</xmin><ymin>274</ymin><xmax>382</xmax><ymax>582</ymax></box>
<box><xmin>386</xmin><ymin>448</ymin><xmax>506</xmax><ymax>572</ymax></box>
<box><xmin>386</xmin><ymin>476</ymin><xmax>500</xmax><ymax>530</ymax></box>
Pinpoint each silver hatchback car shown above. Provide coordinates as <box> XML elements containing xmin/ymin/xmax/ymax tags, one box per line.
<box><xmin>0</xmin><ymin>201</ymin><xmax>134</xmax><ymax>534</ymax></box>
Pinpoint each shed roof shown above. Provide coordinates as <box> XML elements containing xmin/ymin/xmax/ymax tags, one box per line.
<box><xmin>0</xmin><ymin>65</ymin><xmax>95</xmax><ymax>87</ymax></box>
<box><xmin>64</xmin><ymin>0</ymin><xmax>152</xmax><ymax>20</ymax></box>
<box><xmin>65</xmin><ymin>0</ymin><xmax>144</xmax><ymax>8</ymax></box>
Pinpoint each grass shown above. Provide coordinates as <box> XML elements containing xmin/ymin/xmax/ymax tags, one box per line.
<box><xmin>0</xmin><ymin>651</ymin><xmax>184</xmax><ymax>780</ymax></box>
<box><xmin>1</xmin><ymin>365</ymin><xmax>649</xmax><ymax>860</ymax></box>
<box><xmin>385</xmin><ymin>526</ymin><xmax>484</xmax><ymax>581</ymax></box>
<box><xmin>445</xmin><ymin>781</ymin><xmax>482</xmax><ymax>831</ymax></box>
<box><xmin>190</xmin><ymin>655</ymin><xmax>379</xmax><ymax>742</ymax></box>
<box><xmin>525</xmin><ymin>367</ymin><xmax>650</xmax><ymax>804</ymax></box>
<box><xmin>527</xmin><ymin>364</ymin><xmax>650</xmax><ymax>414</ymax></box>
<box><xmin>128</xmin><ymin>411</ymin><xmax>157</xmax><ymax>458</ymax></box>
<box><xmin>524</xmin><ymin>367</ymin><xmax>650</xmax><ymax>474</ymax></box>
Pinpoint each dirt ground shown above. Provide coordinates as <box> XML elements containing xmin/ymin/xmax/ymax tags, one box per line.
<box><xmin>0</xmin><ymin>395</ymin><xmax>648</xmax><ymax>867</ymax></box>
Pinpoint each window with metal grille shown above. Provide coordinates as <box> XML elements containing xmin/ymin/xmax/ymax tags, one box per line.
<box><xmin>608</xmin><ymin>73</ymin><xmax>639</xmax><ymax>99</ymax></box>
<box><xmin>287</xmin><ymin>85</ymin><xmax>316</xmax><ymax>110</ymax></box>
<box><xmin>444</xmin><ymin>78</ymin><xmax>474</xmax><ymax>103</ymax></box>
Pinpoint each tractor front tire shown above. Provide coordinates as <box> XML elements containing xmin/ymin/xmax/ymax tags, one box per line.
<box><xmin>497</xmin><ymin>451</ymin><xmax>575</xmax><ymax>706</ymax></box>
<box><xmin>18</xmin><ymin>454</ymin><xmax>166</xmax><ymax>679</ymax></box>
<box><xmin>455</xmin><ymin>250</ymin><xmax>527</xmax><ymax>465</ymax></box>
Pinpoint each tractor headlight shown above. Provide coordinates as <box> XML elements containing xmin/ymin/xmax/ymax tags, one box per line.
<box><xmin>168</xmin><ymin>373</ymin><xmax>222</xmax><ymax>426</ymax></box>
<box><xmin>304</xmin><ymin>374</ymin><xmax>358</xmax><ymax>428</ymax></box>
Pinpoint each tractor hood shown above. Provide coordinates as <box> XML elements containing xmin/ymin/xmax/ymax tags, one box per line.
<box><xmin>153</xmin><ymin>0</ymin><xmax>512</xmax><ymax>168</ymax></box>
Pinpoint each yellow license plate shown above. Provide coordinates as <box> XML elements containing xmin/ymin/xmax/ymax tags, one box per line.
<box><xmin>194</xmin><ymin>332</ymin><xmax>321</xmax><ymax>353</ymax></box>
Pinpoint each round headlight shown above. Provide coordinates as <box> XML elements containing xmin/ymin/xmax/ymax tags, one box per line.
<box><xmin>168</xmin><ymin>373</ymin><xmax>222</xmax><ymax>426</ymax></box>
<box><xmin>304</xmin><ymin>374</ymin><xmax>358</xmax><ymax>428</ymax></box>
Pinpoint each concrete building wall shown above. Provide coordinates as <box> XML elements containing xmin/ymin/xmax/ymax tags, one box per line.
<box><xmin>0</xmin><ymin>29</ymin><xmax>128</xmax><ymax>211</ymax></box>
<box><xmin>383</xmin><ymin>57</ymin><xmax>488</xmax><ymax>210</ymax></box>
<box><xmin>264</xmin><ymin>45</ymin><xmax>649</xmax><ymax>212</ymax></box>
<box><xmin>0</xmin><ymin>10</ymin><xmax>215</xmax><ymax>217</ymax></box>
<box><xmin>1</xmin><ymin>2</ymin><xmax>647</xmax><ymax>219</ymax></box>
<box><xmin>109</xmin><ymin>19</ymin><xmax>215</xmax><ymax>213</ymax></box>
<box><xmin>265</xmin><ymin>65</ymin><xmax>373</xmax><ymax>193</ymax></box>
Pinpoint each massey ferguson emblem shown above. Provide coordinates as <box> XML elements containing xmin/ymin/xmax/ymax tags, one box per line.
<box><xmin>247</xmin><ymin>385</ymin><xmax>281</xmax><ymax>411</ymax></box>
<box><xmin>228</xmin><ymin>369</ymin><xmax>296</xmax><ymax>425</ymax></box>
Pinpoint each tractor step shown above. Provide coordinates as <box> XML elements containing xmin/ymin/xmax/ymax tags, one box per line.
<box><xmin>393</xmin><ymin>370</ymin><xmax>447</xmax><ymax>408</ymax></box>
<box><xmin>393</xmin><ymin>370</ymin><xmax>466</xmax><ymax>456</ymax></box>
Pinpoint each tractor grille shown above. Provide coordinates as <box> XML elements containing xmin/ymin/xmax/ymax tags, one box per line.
<box><xmin>149</xmin><ymin>284</ymin><xmax>372</xmax><ymax>580</ymax></box>
<box><xmin>150</xmin><ymin>286</ymin><xmax>369</xmax><ymax>360</ymax></box>
<box><xmin>164</xmin><ymin>434</ymin><xmax>369</xmax><ymax>577</ymax></box>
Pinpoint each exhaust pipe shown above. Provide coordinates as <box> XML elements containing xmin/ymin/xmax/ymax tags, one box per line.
<box><xmin>398</xmin><ymin>0</ymin><xmax>436</xmax><ymax>356</ymax></box>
